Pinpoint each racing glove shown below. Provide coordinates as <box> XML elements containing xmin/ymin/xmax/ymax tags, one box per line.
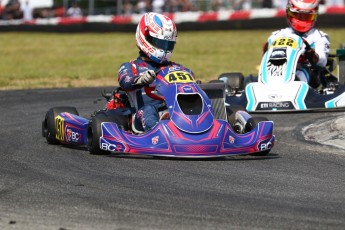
<box><xmin>133</xmin><ymin>70</ymin><xmax>156</xmax><ymax>86</ymax></box>
<box><xmin>304</xmin><ymin>48</ymin><xmax>319</xmax><ymax>65</ymax></box>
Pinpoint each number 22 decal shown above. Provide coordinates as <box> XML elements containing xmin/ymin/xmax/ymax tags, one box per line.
<box><xmin>272</xmin><ymin>38</ymin><xmax>298</xmax><ymax>49</ymax></box>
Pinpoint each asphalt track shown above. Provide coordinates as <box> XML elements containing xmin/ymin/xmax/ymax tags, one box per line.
<box><xmin>1</xmin><ymin>87</ymin><xmax>345</xmax><ymax>230</ymax></box>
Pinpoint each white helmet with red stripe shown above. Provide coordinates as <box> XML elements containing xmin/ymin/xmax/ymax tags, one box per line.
<box><xmin>286</xmin><ymin>0</ymin><xmax>319</xmax><ymax>33</ymax></box>
<box><xmin>136</xmin><ymin>12</ymin><xmax>177</xmax><ymax>64</ymax></box>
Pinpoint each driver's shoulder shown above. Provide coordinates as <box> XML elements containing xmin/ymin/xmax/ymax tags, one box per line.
<box><xmin>306</xmin><ymin>29</ymin><xmax>330</xmax><ymax>42</ymax></box>
<box><xmin>271</xmin><ymin>28</ymin><xmax>291</xmax><ymax>36</ymax></box>
<box><xmin>268</xmin><ymin>28</ymin><xmax>292</xmax><ymax>42</ymax></box>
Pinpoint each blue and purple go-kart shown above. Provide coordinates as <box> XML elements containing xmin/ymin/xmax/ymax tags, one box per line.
<box><xmin>42</xmin><ymin>66</ymin><xmax>275</xmax><ymax>158</ymax></box>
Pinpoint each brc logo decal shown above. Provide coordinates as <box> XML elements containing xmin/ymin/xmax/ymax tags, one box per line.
<box><xmin>168</xmin><ymin>66</ymin><xmax>181</xmax><ymax>72</ymax></box>
<box><xmin>258</xmin><ymin>140</ymin><xmax>272</xmax><ymax>151</ymax></box>
<box><xmin>164</xmin><ymin>71</ymin><xmax>194</xmax><ymax>83</ymax></box>
<box><xmin>101</xmin><ymin>143</ymin><xmax>117</xmax><ymax>151</ymax></box>
<box><xmin>101</xmin><ymin>142</ymin><xmax>125</xmax><ymax>152</ymax></box>
<box><xmin>66</xmin><ymin>128</ymin><xmax>81</xmax><ymax>142</ymax></box>
<box><xmin>55</xmin><ymin>115</ymin><xmax>65</xmax><ymax>141</ymax></box>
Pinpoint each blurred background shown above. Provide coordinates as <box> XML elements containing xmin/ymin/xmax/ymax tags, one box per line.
<box><xmin>0</xmin><ymin>0</ymin><xmax>344</xmax><ymax>90</ymax></box>
<box><xmin>0</xmin><ymin>0</ymin><xmax>343</xmax><ymax>21</ymax></box>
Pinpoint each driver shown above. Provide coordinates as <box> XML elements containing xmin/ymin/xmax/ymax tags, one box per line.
<box><xmin>263</xmin><ymin>0</ymin><xmax>330</xmax><ymax>88</ymax></box>
<box><xmin>108</xmin><ymin>12</ymin><xmax>194</xmax><ymax>132</ymax></box>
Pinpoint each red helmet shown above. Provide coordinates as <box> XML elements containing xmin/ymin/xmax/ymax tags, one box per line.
<box><xmin>286</xmin><ymin>0</ymin><xmax>319</xmax><ymax>33</ymax></box>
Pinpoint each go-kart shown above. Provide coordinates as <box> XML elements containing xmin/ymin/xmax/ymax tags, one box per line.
<box><xmin>219</xmin><ymin>34</ymin><xmax>345</xmax><ymax>112</ymax></box>
<box><xmin>42</xmin><ymin>66</ymin><xmax>275</xmax><ymax>158</ymax></box>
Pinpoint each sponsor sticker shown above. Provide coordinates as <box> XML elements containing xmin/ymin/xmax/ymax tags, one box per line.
<box><xmin>258</xmin><ymin>139</ymin><xmax>273</xmax><ymax>152</ymax></box>
<box><xmin>268</xmin><ymin>94</ymin><xmax>283</xmax><ymax>100</ymax></box>
<box><xmin>100</xmin><ymin>141</ymin><xmax>125</xmax><ymax>152</ymax></box>
<box><xmin>66</xmin><ymin>128</ymin><xmax>82</xmax><ymax>143</ymax></box>
<box><xmin>257</xmin><ymin>101</ymin><xmax>294</xmax><ymax>110</ymax></box>
<box><xmin>229</xmin><ymin>136</ymin><xmax>235</xmax><ymax>144</ymax></box>
<box><xmin>55</xmin><ymin>115</ymin><xmax>65</xmax><ymax>141</ymax></box>
<box><xmin>152</xmin><ymin>136</ymin><xmax>159</xmax><ymax>145</ymax></box>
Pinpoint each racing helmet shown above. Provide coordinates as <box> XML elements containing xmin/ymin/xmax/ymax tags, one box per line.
<box><xmin>135</xmin><ymin>12</ymin><xmax>177</xmax><ymax>64</ymax></box>
<box><xmin>286</xmin><ymin>0</ymin><xmax>319</xmax><ymax>33</ymax></box>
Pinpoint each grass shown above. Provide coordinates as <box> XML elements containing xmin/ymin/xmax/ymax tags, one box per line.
<box><xmin>1</xmin><ymin>28</ymin><xmax>345</xmax><ymax>90</ymax></box>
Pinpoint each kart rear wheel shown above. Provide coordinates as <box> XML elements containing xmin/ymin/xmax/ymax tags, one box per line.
<box><xmin>87</xmin><ymin>110</ymin><xmax>129</xmax><ymax>155</ymax></box>
<box><xmin>218</xmin><ymin>72</ymin><xmax>244</xmax><ymax>95</ymax></box>
<box><xmin>245</xmin><ymin>117</ymin><xmax>271</xmax><ymax>156</ymax></box>
<box><xmin>42</xmin><ymin>106</ymin><xmax>79</xmax><ymax>144</ymax></box>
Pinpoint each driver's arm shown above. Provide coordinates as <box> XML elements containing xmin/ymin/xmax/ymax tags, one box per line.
<box><xmin>118</xmin><ymin>62</ymin><xmax>154</xmax><ymax>90</ymax></box>
<box><xmin>314</xmin><ymin>34</ymin><xmax>330</xmax><ymax>67</ymax></box>
<box><xmin>118</xmin><ymin>62</ymin><xmax>139</xmax><ymax>90</ymax></box>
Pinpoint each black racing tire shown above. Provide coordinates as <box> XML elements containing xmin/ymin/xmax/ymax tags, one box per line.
<box><xmin>219</xmin><ymin>72</ymin><xmax>244</xmax><ymax>94</ymax></box>
<box><xmin>245</xmin><ymin>117</ymin><xmax>271</xmax><ymax>156</ymax></box>
<box><xmin>87</xmin><ymin>110</ymin><xmax>129</xmax><ymax>155</ymax></box>
<box><xmin>87</xmin><ymin>116</ymin><xmax>109</xmax><ymax>155</ymax></box>
<box><xmin>42</xmin><ymin>106</ymin><xmax>79</xmax><ymax>145</ymax></box>
<box><xmin>244</xmin><ymin>116</ymin><xmax>269</xmax><ymax>133</ymax></box>
<box><xmin>243</xmin><ymin>75</ymin><xmax>258</xmax><ymax>88</ymax></box>
<box><xmin>208</xmin><ymin>79</ymin><xmax>224</xmax><ymax>84</ymax></box>
<box><xmin>225</xmin><ymin>105</ymin><xmax>246</xmax><ymax>126</ymax></box>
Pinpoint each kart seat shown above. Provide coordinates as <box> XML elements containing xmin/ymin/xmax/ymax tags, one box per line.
<box><xmin>199</xmin><ymin>82</ymin><xmax>227</xmax><ymax>121</ymax></box>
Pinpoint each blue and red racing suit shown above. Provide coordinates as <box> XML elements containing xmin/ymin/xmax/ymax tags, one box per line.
<box><xmin>117</xmin><ymin>53</ymin><xmax>194</xmax><ymax>132</ymax></box>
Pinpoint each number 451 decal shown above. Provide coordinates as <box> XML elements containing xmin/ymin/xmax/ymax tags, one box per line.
<box><xmin>164</xmin><ymin>71</ymin><xmax>195</xmax><ymax>83</ymax></box>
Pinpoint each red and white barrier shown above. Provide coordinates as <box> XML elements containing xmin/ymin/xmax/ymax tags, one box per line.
<box><xmin>0</xmin><ymin>6</ymin><xmax>344</xmax><ymax>26</ymax></box>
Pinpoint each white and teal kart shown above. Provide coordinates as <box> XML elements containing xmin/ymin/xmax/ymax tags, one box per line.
<box><xmin>220</xmin><ymin>34</ymin><xmax>345</xmax><ymax>112</ymax></box>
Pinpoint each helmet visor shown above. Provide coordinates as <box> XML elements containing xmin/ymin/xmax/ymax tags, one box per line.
<box><xmin>147</xmin><ymin>35</ymin><xmax>176</xmax><ymax>51</ymax></box>
<box><xmin>287</xmin><ymin>8</ymin><xmax>317</xmax><ymax>21</ymax></box>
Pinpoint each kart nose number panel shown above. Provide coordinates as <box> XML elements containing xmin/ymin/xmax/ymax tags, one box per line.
<box><xmin>246</xmin><ymin>81</ymin><xmax>308</xmax><ymax>111</ymax></box>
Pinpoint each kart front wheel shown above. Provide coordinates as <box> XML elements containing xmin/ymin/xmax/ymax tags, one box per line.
<box><xmin>87</xmin><ymin>116</ymin><xmax>109</xmax><ymax>155</ymax></box>
<box><xmin>42</xmin><ymin>106</ymin><xmax>79</xmax><ymax>144</ymax></box>
<box><xmin>87</xmin><ymin>110</ymin><xmax>129</xmax><ymax>155</ymax></box>
<box><xmin>244</xmin><ymin>116</ymin><xmax>268</xmax><ymax>133</ymax></box>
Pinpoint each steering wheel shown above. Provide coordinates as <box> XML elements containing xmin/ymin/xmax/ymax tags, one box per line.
<box><xmin>144</xmin><ymin>67</ymin><xmax>166</xmax><ymax>101</ymax></box>
<box><xmin>144</xmin><ymin>86</ymin><xmax>164</xmax><ymax>101</ymax></box>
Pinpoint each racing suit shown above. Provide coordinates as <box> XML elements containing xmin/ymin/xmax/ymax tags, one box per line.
<box><xmin>117</xmin><ymin>53</ymin><xmax>193</xmax><ymax>132</ymax></box>
<box><xmin>265</xmin><ymin>27</ymin><xmax>330</xmax><ymax>88</ymax></box>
